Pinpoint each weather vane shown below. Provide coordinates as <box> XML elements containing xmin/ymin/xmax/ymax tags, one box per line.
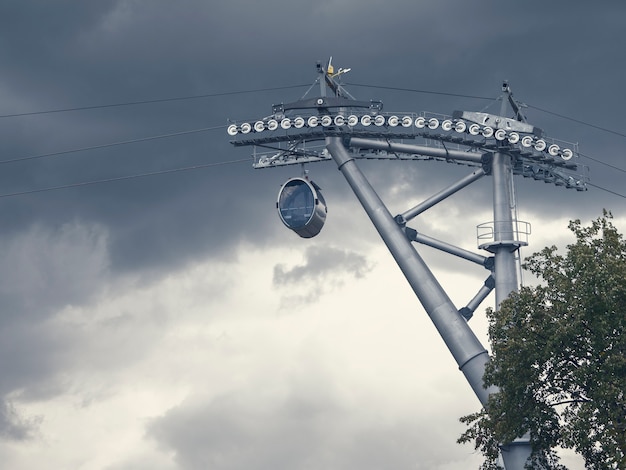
<box><xmin>226</xmin><ymin>58</ymin><xmax>588</xmax><ymax>469</ymax></box>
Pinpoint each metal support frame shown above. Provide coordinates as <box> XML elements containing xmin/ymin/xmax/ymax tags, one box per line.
<box><xmin>459</xmin><ymin>275</ymin><xmax>495</xmax><ymax>320</ymax></box>
<box><xmin>487</xmin><ymin>92</ymin><xmax>534</xmax><ymax>469</ymax></box>
<box><xmin>327</xmin><ymin>137</ymin><xmax>532</xmax><ymax>469</ymax></box>
<box><xmin>226</xmin><ymin>60</ymin><xmax>589</xmax><ymax>469</ymax></box>
<box><xmin>349</xmin><ymin>137</ymin><xmax>486</xmax><ymax>166</ymax></box>
<box><xmin>406</xmin><ymin>229</ymin><xmax>491</xmax><ymax>267</ymax></box>
<box><xmin>326</xmin><ymin>136</ymin><xmax>496</xmax><ymax>404</ymax></box>
<box><xmin>399</xmin><ymin>168</ymin><xmax>487</xmax><ymax>223</ymax></box>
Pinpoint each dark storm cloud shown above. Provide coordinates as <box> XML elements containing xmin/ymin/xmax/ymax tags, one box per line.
<box><xmin>0</xmin><ymin>1</ymin><xmax>624</xmax><ymax>466</ymax></box>
<box><xmin>0</xmin><ymin>221</ymin><xmax>111</xmax><ymax>436</ymax></box>
<box><xmin>0</xmin><ymin>0</ymin><xmax>279</xmax><ymax>273</ymax></box>
<box><xmin>1</xmin><ymin>0</ymin><xmax>623</xmax><ymax>281</ymax></box>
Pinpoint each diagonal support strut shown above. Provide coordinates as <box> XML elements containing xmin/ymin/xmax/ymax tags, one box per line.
<box><xmin>326</xmin><ymin>136</ymin><xmax>496</xmax><ymax>405</ymax></box>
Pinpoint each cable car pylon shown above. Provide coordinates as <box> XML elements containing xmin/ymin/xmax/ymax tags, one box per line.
<box><xmin>227</xmin><ymin>59</ymin><xmax>589</xmax><ymax>469</ymax></box>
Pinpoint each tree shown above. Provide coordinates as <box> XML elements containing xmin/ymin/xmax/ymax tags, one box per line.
<box><xmin>458</xmin><ymin>211</ymin><xmax>626</xmax><ymax>469</ymax></box>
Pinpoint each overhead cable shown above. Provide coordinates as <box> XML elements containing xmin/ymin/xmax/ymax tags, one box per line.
<box><xmin>0</xmin><ymin>125</ymin><xmax>226</xmax><ymax>165</ymax></box>
<box><xmin>346</xmin><ymin>82</ymin><xmax>492</xmax><ymax>101</ymax></box>
<box><xmin>349</xmin><ymin>83</ymin><xmax>626</xmax><ymax>141</ymax></box>
<box><xmin>0</xmin><ymin>84</ymin><xmax>310</xmax><ymax>118</ymax></box>
<box><xmin>526</xmin><ymin>104</ymin><xmax>626</xmax><ymax>139</ymax></box>
<box><xmin>578</xmin><ymin>152</ymin><xmax>626</xmax><ymax>173</ymax></box>
<box><xmin>587</xmin><ymin>183</ymin><xmax>626</xmax><ymax>199</ymax></box>
<box><xmin>0</xmin><ymin>158</ymin><xmax>251</xmax><ymax>199</ymax></box>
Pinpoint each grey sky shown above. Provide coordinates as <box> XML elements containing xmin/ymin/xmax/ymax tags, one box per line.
<box><xmin>0</xmin><ymin>1</ymin><xmax>623</xmax><ymax>469</ymax></box>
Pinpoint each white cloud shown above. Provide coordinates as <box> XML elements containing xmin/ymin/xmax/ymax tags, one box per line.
<box><xmin>0</xmin><ymin>236</ymin><xmax>502</xmax><ymax>469</ymax></box>
<box><xmin>0</xmin><ymin>177</ymin><xmax>603</xmax><ymax>470</ymax></box>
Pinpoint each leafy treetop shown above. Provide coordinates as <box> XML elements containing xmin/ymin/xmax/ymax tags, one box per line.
<box><xmin>459</xmin><ymin>210</ymin><xmax>626</xmax><ymax>470</ymax></box>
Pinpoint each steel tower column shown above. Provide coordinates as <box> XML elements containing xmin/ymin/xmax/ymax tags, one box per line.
<box><xmin>490</xmin><ymin>137</ymin><xmax>534</xmax><ymax>467</ymax></box>
<box><xmin>496</xmin><ymin>89</ymin><xmax>534</xmax><ymax>468</ymax></box>
<box><xmin>326</xmin><ymin>136</ymin><xmax>497</xmax><ymax>405</ymax></box>
<box><xmin>491</xmin><ymin>151</ymin><xmax>519</xmax><ymax>306</ymax></box>
<box><xmin>329</xmin><ymin>136</ymin><xmax>532</xmax><ymax>469</ymax></box>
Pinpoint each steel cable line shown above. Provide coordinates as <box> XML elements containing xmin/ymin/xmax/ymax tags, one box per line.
<box><xmin>7</xmin><ymin>119</ymin><xmax>622</xmax><ymax>177</ymax></box>
<box><xmin>308</xmin><ymin>82</ymin><xmax>626</xmax><ymax>198</ymax></box>
<box><xmin>346</xmin><ymin>82</ymin><xmax>493</xmax><ymax>101</ymax></box>
<box><xmin>3</xmin><ymin>156</ymin><xmax>622</xmax><ymax>200</ymax></box>
<box><xmin>5</xmin><ymin>81</ymin><xmax>624</xmax><ymax>142</ymax></box>
<box><xmin>348</xmin><ymin>82</ymin><xmax>626</xmax><ymax>174</ymax></box>
<box><xmin>587</xmin><ymin>183</ymin><xmax>626</xmax><ymax>199</ymax></box>
<box><xmin>2</xmin><ymin>122</ymin><xmax>623</xmax><ymax>199</ymax></box>
<box><xmin>578</xmin><ymin>152</ymin><xmax>626</xmax><ymax>173</ymax></box>
<box><xmin>1</xmin><ymin>81</ymin><xmax>622</xmax><ymax>199</ymax></box>
<box><xmin>526</xmin><ymin>104</ymin><xmax>626</xmax><ymax>139</ymax></box>
<box><xmin>2</xmin><ymin>136</ymin><xmax>623</xmax><ymax>200</ymax></box>
<box><xmin>0</xmin><ymin>157</ymin><xmax>251</xmax><ymax>199</ymax></box>
<box><xmin>348</xmin><ymin>82</ymin><xmax>626</xmax><ymax>139</ymax></box>
<box><xmin>5</xmin><ymin>79</ymin><xmax>623</xmax><ymax>170</ymax></box>
<box><xmin>0</xmin><ymin>124</ymin><xmax>226</xmax><ymax>165</ymax></box>
<box><xmin>0</xmin><ymin>84</ymin><xmax>310</xmax><ymax>118</ymax></box>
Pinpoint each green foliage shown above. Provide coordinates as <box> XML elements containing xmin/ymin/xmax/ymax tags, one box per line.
<box><xmin>459</xmin><ymin>211</ymin><xmax>626</xmax><ymax>469</ymax></box>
